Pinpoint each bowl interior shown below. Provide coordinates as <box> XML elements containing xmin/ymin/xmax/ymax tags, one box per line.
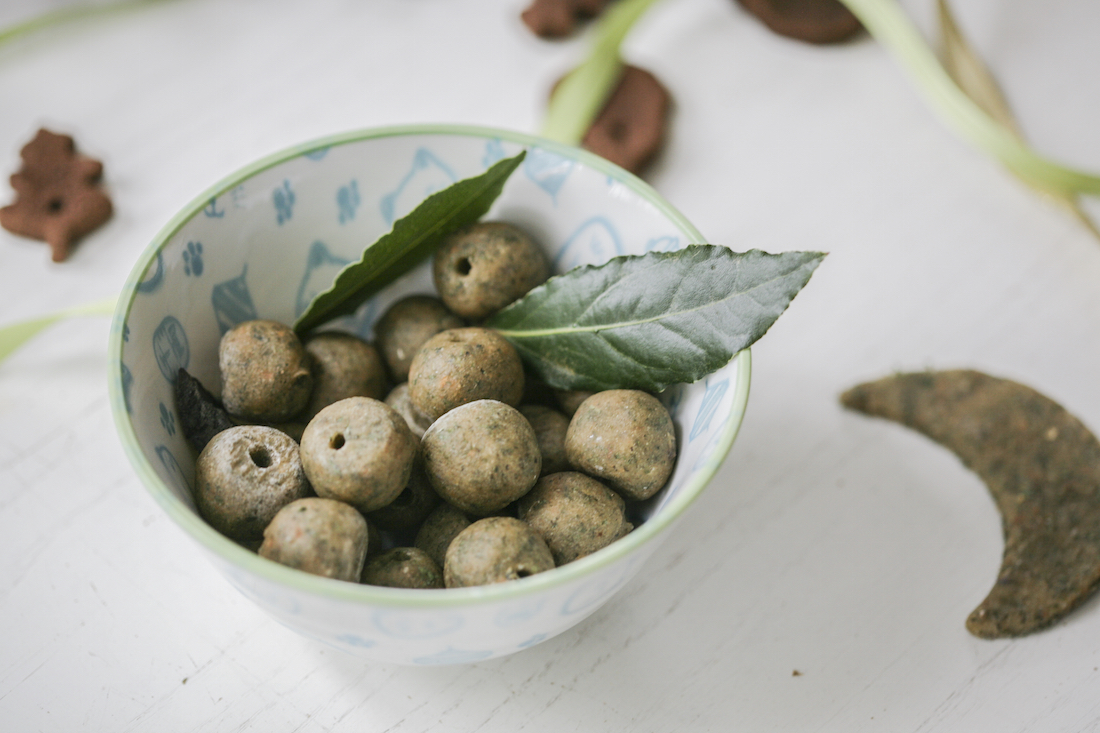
<box><xmin>109</xmin><ymin>124</ymin><xmax>750</xmax><ymax>610</ymax></box>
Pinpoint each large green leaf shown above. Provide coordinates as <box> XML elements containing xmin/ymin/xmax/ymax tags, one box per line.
<box><xmin>486</xmin><ymin>245</ymin><xmax>825</xmax><ymax>392</ymax></box>
<box><xmin>294</xmin><ymin>150</ymin><xmax>526</xmax><ymax>334</ymax></box>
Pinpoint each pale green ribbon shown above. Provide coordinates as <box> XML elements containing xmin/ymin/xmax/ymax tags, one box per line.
<box><xmin>0</xmin><ymin>295</ymin><xmax>117</xmax><ymax>363</ymax></box>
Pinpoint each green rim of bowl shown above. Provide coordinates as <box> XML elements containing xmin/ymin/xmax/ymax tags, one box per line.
<box><xmin>107</xmin><ymin>123</ymin><xmax>752</xmax><ymax>609</ymax></box>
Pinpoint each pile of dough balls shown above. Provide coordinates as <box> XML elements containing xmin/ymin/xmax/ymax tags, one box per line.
<box><xmin>188</xmin><ymin>221</ymin><xmax>678</xmax><ymax>589</ymax></box>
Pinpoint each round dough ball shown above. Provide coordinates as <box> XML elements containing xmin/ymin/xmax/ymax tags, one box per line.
<box><xmin>407</xmin><ymin>327</ymin><xmax>524</xmax><ymax>421</ymax></box>
<box><xmin>554</xmin><ymin>388</ymin><xmax>595</xmax><ymax>417</ymax></box>
<box><xmin>414</xmin><ymin>503</ymin><xmax>472</xmax><ymax>569</ymax></box>
<box><xmin>299</xmin><ymin>397</ymin><xmax>417</xmax><ymax>513</ymax></box>
<box><xmin>384</xmin><ymin>382</ymin><xmax>434</xmax><ymax>439</ymax></box>
<box><xmin>433</xmin><ymin>221</ymin><xmax>550</xmax><ymax>320</ymax></box>
<box><xmin>259</xmin><ymin>497</ymin><xmax>368</xmax><ymax>582</ymax></box>
<box><xmin>366</xmin><ymin>459</ymin><xmax>440</xmax><ymax>532</ymax></box>
<box><xmin>421</xmin><ymin>400</ymin><xmax>541</xmax><ymax>516</ymax></box>
<box><xmin>374</xmin><ymin>295</ymin><xmax>464</xmax><ymax>382</ymax></box>
<box><xmin>361</xmin><ymin>547</ymin><xmax>443</xmax><ymax>589</ymax></box>
<box><xmin>219</xmin><ymin>319</ymin><xmax>312</xmax><ymax>422</ymax></box>
<box><xmin>300</xmin><ymin>331</ymin><xmax>388</xmax><ymax>421</ymax></box>
<box><xmin>565</xmin><ymin>389</ymin><xmax>677</xmax><ymax>501</ymax></box>
<box><xmin>195</xmin><ymin>425</ymin><xmax>311</xmax><ymax>542</ymax></box>
<box><xmin>519</xmin><ymin>404</ymin><xmax>571</xmax><ymax>476</ymax></box>
<box><xmin>444</xmin><ymin>517</ymin><xmax>555</xmax><ymax>588</ymax></box>
<box><xmin>517</xmin><ymin>472</ymin><xmax>632</xmax><ymax>564</ymax></box>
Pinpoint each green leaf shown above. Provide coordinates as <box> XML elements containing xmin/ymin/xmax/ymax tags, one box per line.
<box><xmin>486</xmin><ymin>245</ymin><xmax>825</xmax><ymax>392</ymax></box>
<box><xmin>294</xmin><ymin>150</ymin><xmax>527</xmax><ymax>334</ymax></box>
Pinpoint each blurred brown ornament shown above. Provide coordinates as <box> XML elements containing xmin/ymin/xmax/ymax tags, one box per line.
<box><xmin>736</xmin><ymin>0</ymin><xmax>863</xmax><ymax>45</ymax></box>
<box><xmin>565</xmin><ymin>64</ymin><xmax>671</xmax><ymax>176</ymax></box>
<box><xmin>521</xmin><ymin>0</ymin><xmax>610</xmax><ymax>39</ymax></box>
<box><xmin>0</xmin><ymin>129</ymin><xmax>113</xmax><ymax>262</ymax></box>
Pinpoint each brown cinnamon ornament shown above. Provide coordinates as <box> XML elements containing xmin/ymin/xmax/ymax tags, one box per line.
<box><xmin>0</xmin><ymin>129</ymin><xmax>113</xmax><ymax>262</ymax></box>
<box><xmin>556</xmin><ymin>64</ymin><xmax>671</xmax><ymax>176</ymax></box>
<box><xmin>521</xmin><ymin>0</ymin><xmax>610</xmax><ymax>39</ymax></box>
<box><xmin>736</xmin><ymin>0</ymin><xmax>863</xmax><ymax>45</ymax></box>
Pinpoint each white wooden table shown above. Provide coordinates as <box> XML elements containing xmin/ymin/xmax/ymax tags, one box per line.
<box><xmin>3</xmin><ymin>0</ymin><xmax>1100</xmax><ymax>729</ymax></box>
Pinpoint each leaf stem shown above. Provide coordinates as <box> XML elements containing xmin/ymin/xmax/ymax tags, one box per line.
<box><xmin>540</xmin><ymin>0</ymin><xmax>664</xmax><ymax>145</ymax></box>
<box><xmin>0</xmin><ymin>295</ymin><xmax>117</xmax><ymax>364</ymax></box>
<box><xmin>836</xmin><ymin>0</ymin><xmax>1100</xmax><ymax>197</ymax></box>
<box><xmin>0</xmin><ymin>0</ymin><xmax>170</xmax><ymax>48</ymax></box>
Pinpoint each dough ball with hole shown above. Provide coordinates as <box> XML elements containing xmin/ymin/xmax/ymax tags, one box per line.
<box><xmin>195</xmin><ymin>424</ymin><xmax>312</xmax><ymax>542</ymax></box>
<box><xmin>444</xmin><ymin>517</ymin><xmax>555</xmax><ymax>588</ymax></box>
<box><xmin>432</xmin><ymin>221</ymin><xmax>550</xmax><ymax>320</ymax></box>
<box><xmin>299</xmin><ymin>397</ymin><xmax>417</xmax><ymax>513</ymax></box>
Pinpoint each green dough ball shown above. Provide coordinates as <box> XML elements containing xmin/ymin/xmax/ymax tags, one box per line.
<box><xmin>432</xmin><ymin>221</ymin><xmax>550</xmax><ymax>320</ymax></box>
<box><xmin>414</xmin><ymin>503</ymin><xmax>472</xmax><ymax>569</ymax></box>
<box><xmin>565</xmin><ymin>389</ymin><xmax>677</xmax><ymax>501</ymax></box>
<box><xmin>517</xmin><ymin>472</ymin><xmax>633</xmax><ymax>564</ymax></box>
<box><xmin>361</xmin><ymin>547</ymin><xmax>444</xmax><ymax>589</ymax></box>
<box><xmin>444</xmin><ymin>517</ymin><xmax>555</xmax><ymax>588</ymax></box>
<box><xmin>421</xmin><ymin>400</ymin><xmax>541</xmax><ymax>516</ymax></box>
<box><xmin>219</xmin><ymin>320</ymin><xmax>312</xmax><ymax>422</ymax></box>
<box><xmin>195</xmin><ymin>424</ymin><xmax>311</xmax><ymax>543</ymax></box>
<box><xmin>519</xmin><ymin>404</ymin><xmax>571</xmax><ymax>476</ymax></box>
<box><xmin>300</xmin><ymin>331</ymin><xmax>388</xmax><ymax>421</ymax></box>
<box><xmin>299</xmin><ymin>397</ymin><xmax>417</xmax><ymax>513</ymax></box>
<box><xmin>259</xmin><ymin>497</ymin><xmax>368</xmax><ymax>582</ymax></box>
<box><xmin>407</xmin><ymin>327</ymin><xmax>524</xmax><ymax>421</ymax></box>
<box><xmin>374</xmin><ymin>295</ymin><xmax>464</xmax><ymax>382</ymax></box>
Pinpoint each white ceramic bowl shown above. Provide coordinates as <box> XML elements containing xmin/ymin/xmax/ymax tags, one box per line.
<box><xmin>108</xmin><ymin>124</ymin><xmax>750</xmax><ymax>665</ymax></box>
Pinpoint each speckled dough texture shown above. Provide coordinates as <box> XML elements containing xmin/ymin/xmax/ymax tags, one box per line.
<box><xmin>414</xmin><ymin>503</ymin><xmax>472</xmax><ymax>569</ymax></box>
<box><xmin>374</xmin><ymin>295</ymin><xmax>464</xmax><ymax>382</ymax></box>
<box><xmin>517</xmin><ymin>472</ymin><xmax>632</xmax><ymax>564</ymax></box>
<box><xmin>421</xmin><ymin>400</ymin><xmax>542</xmax><ymax>516</ymax></box>
<box><xmin>841</xmin><ymin>369</ymin><xmax>1100</xmax><ymax>638</ymax></box>
<box><xmin>300</xmin><ymin>331</ymin><xmax>388</xmax><ymax>421</ymax></box>
<box><xmin>218</xmin><ymin>320</ymin><xmax>313</xmax><ymax>422</ymax></box>
<box><xmin>299</xmin><ymin>397</ymin><xmax>417</xmax><ymax>513</ymax></box>
<box><xmin>259</xmin><ymin>497</ymin><xmax>369</xmax><ymax>582</ymax></box>
<box><xmin>565</xmin><ymin>389</ymin><xmax>677</xmax><ymax>501</ymax></box>
<box><xmin>432</xmin><ymin>221</ymin><xmax>550</xmax><ymax>320</ymax></box>
<box><xmin>444</xmin><ymin>517</ymin><xmax>555</xmax><ymax>588</ymax></box>
<box><xmin>519</xmin><ymin>404</ymin><xmax>571</xmax><ymax>476</ymax></box>
<box><xmin>194</xmin><ymin>425</ymin><xmax>312</xmax><ymax>542</ymax></box>
<box><xmin>407</xmin><ymin>327</ymin><xmax>525</xmax><ymax>421</ymax></box>
<box><xmin>361</xmin><ymin>547</ymin><xmax>444</xmax><ymax>589</ymax></box>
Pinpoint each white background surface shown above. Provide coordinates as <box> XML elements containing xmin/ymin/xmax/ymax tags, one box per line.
<box><xmin>3</xmin><ymin>0</ymin><xmax>1100</xmax><ymax>730</ymax></box>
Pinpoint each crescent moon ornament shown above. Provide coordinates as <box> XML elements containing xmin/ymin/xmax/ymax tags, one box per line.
<box><xmin>841</xmin><ymin>369</ymin><xmax>1100</xmax><ymax>639</ymax></box>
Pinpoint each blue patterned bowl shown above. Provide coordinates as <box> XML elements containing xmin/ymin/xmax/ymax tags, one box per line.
<box><xmin>108</xmin><ymin>125</ymin><xmax>750</xmax><ymax>665</ymax></box>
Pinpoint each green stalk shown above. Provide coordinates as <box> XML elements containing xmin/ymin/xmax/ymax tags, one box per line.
<box><xmin>0</xmin><ymin>0</ymin><xmax>168</xmax><ymax>48</ymax></box>
<box><xmin>540</xmin><ymin>0</ymin><xmax>664</xmax><ymax>145</ymax></box>
<box><xmin>0</xmin><ymin>295</ymin><xmax>117</xmax><ymax>364</ymax></box>
<box><xmin>836</xmin><ymin>0</ymin><xmax>1100</xmax><ymax>198</ymax></box>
